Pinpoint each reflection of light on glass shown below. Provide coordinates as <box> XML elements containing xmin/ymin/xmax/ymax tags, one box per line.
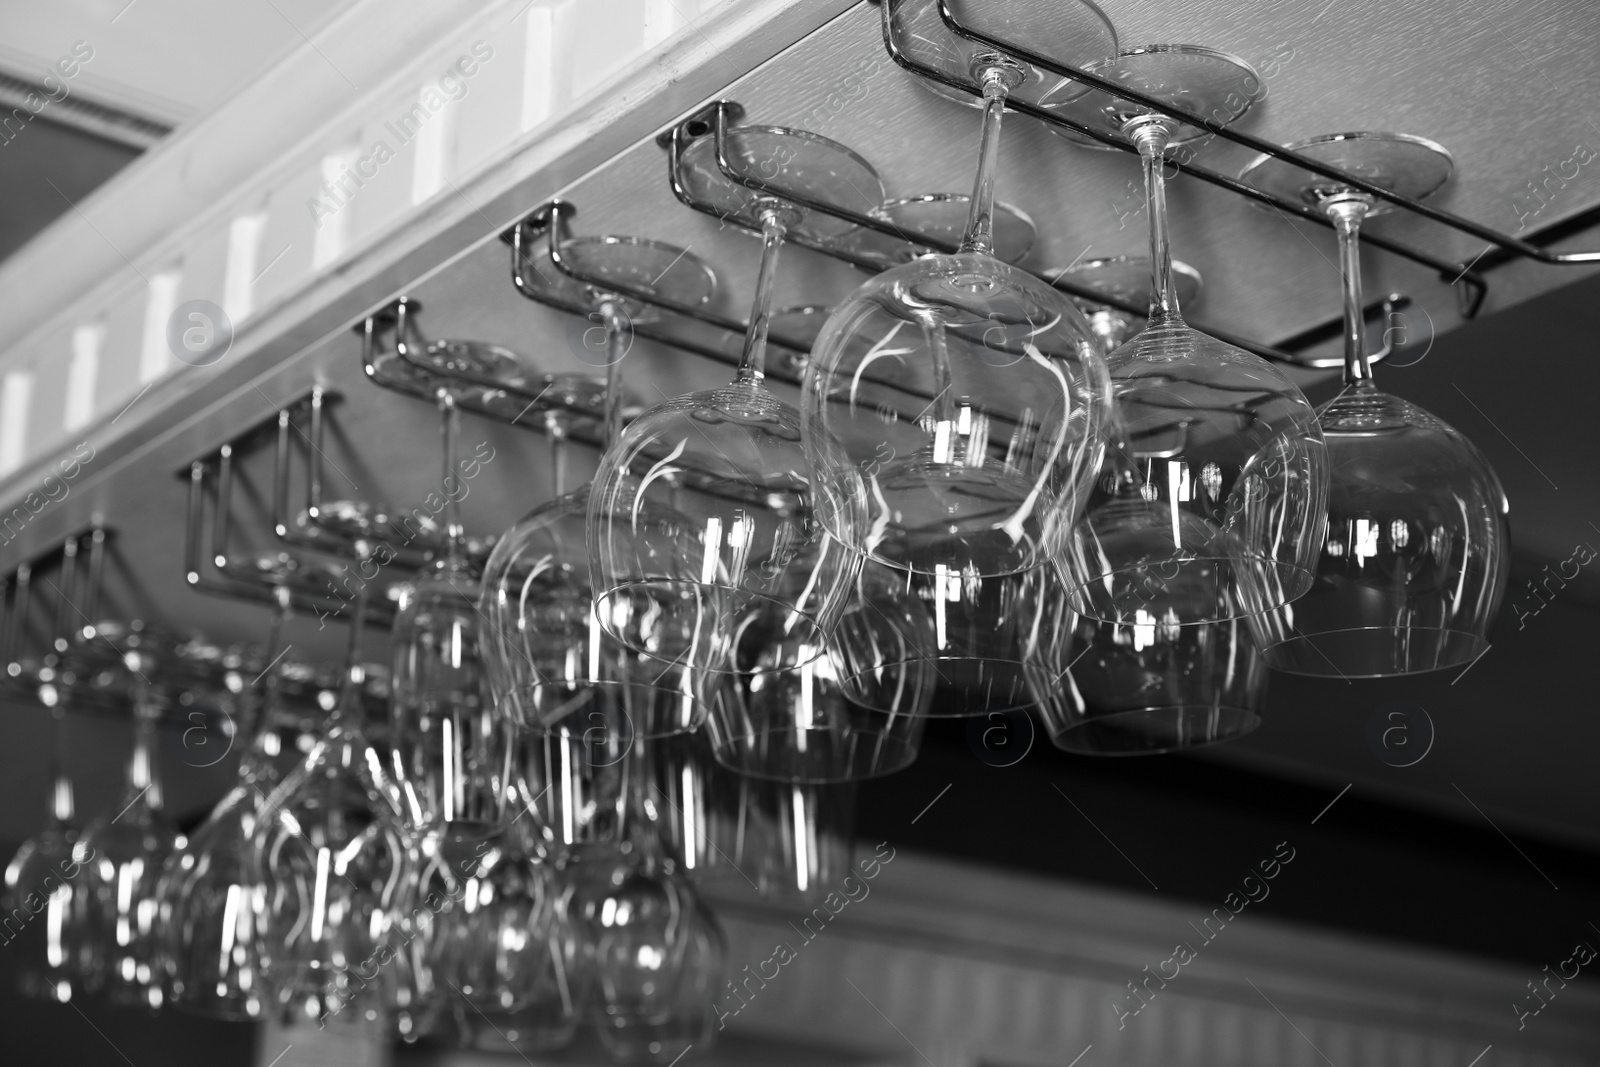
<box><xmin>441</xmin><ymin>717</ymin><xmax>456</xmax><ymax>823</ymax></box>
<box><xmin>933</xmin><ymin>564</ymin><xmax>950</xmax><ymax>651</ymax></box>
<box><xmin>700</xmin><ymin>517</ymin><xmax>722</xmax><ymax>585</ymax></box>
<box><xmin>791</xmin><ymin>786</ymin><xmax>809</xmax><ymax>895</ymax></box>
<box><xmin>1168</xmin><ymin>461</ymin><xmax>1183</xmax><ymax>549</ymax></box>
<box><xmin>46</xmin><ymin>886</ymin><xmax>67</xmax><ymax>968</ymax></box>
<box><xmin>1355</xmin><ymin>519</ymin><xmax>1378</xmax><ymax>563</ymax></box>
<box><xmin>636</xmin><ymin>944</ymin><xmax>664</xmax><ymax>970</ymax></box>
<box><xmin>1390</xmin><ymin>519</ymin><xmax>1409</xmax><ymax>549</ymax></box>
<box><xmin>681</xmin><ymin>764</ymin><xmax>697</xmax><ymax>871</ymax></box>
<box><xmin>1132</xmin><ymin>609</ymin><xmax>1157</xmax><ymax>652</ymax></box>
<box><xmin>218</xmin><ymin>883</ymin><xmax>241</xmax><ymax>978</ymax></box>
<box><xmin>932</xmin><ymin>419</ymin><xmax>952</xmax><ymax>464</ymax></box>
<box><xmin>309</xmin><ymin>847</ymin><xmax>331</xmax><ymax>942</ymax></box>
<box><xmin>796</xmin><ymin>660</ymin><xmax>813</xmax><ymax>755</ymax></box>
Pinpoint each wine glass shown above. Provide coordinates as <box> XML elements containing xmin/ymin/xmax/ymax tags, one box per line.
<box><xmin>884</xmin><ymin>0</ymin><xmax>1117</xmax><ymax>110</ymax></box>
<box><xmin>1053</xmin><ymin>254</ymin><xmax>1203</xmax><ymax>353</ymax></box>
<box><xmin>2</xmin><ymin>683</ymin><xmax>79</xmax><ymax>1003</ymax></box>
<box><xmin>335</xmin><ymin>319</ymin><xmax>539</xmax><ymax>558</ymax></box>
<box><xmin>482</xmin><ymin>236</ymin><xmax>716</xmax><ymax>742</ymax></box>
<box><xmin>1045</xmin><ymin>46</ymin><xmax>1328</xmax><ymax>626</ymax></box>
<box><xmin>831</xmin><ymin>193</ymin><xmax>1037</xmax><ymax>269</ymax></box>
<box><xmin>801</xmin><ymin>34</ymin><xmax>1114</xmax><ymax>714</ymax></box>
<box><xmin>249</xmin><ymin>591</ymin><xmax>413</xmax><ymax>1031</ymax></box>
<box><xmin>1024</xmin><ymin>575</ymin><xmax>1267</xmax><ymax>755</ymax></box>
<box><xmin>704</xmin><ymin>556</ymin><xmax>930</xmax><ymax>782</ymax></box>
<box><xmin>69</xmin><ymin>624</ymin><xmax>186</xmax><ymax>1010</ymax></box>
<box><xmin>589</xmin><ymin>123</ymin><xmax>882</xmax><ymax>683</ymax></box>
<box><xmin>158</xmin><ymin>559</ymin><xmax>339</xmax><ymax>1019</ymax></box>
<box><xmin>389</xmin><ymin>386</ymin><xmax>511</xmax><ymax>858</ymax></box>
<box><xmin>744</xmin><ymin>779</ymin><xmax>856</xmax><ymax>905</ymax></box>
<box><xmin>561</xmin><ymin>737</ymin><xmax>726</xmax><ymax>1064</ymax></box>
<box><xmin>410</xmin><ymin>824</ymin><xmax>571</xmax><ymax>1037</ymax></box>
<box><xmin>1238</xmin><ymin>132</ymin><xmax>1510</xmax><ymax>675</ymax></box>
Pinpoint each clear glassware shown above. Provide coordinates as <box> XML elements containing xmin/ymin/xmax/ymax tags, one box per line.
<box><xmin>249</xmin><ymin>595</ymin><xmax>413</xmax><ymax>1032</ymax></box>
<box><xmin>1238</xmin><ymin>132</ymin><xmax>1510</xmax><ymax>675</ymax></box>
<box><xmin>410</xmin><ymin>825</ymin><xmax>572</xmax><ymax>1033</ymax></box>
<box><xmin>70</xmin><ymin>639</ymin><xmax>182</xmax><ymax>1011</ymax></box>
<box><xmin>1024</xmin><ymin>575</ymin><xmax>1266</xmax><ymax>754</ymax></box>
<box><xmin>481</xmin><ymin>240</ymin><xmax>715</xmax><ymax>741</ymax></box>
<box><xmin>389</xmin><ymin>389</ymin><xmax>511</xmax><ymax>856</ymax></box>
<box><xmin>742</xmin><ymin>779</ymin><xmax>856</xmax><ymax>906</ymax></box>
<box><xmin>590</xmin><ymin>125</ymin><xmax>879</xmax><ymax>681</ymax></box>
<box><xmin>561</xmin><ymin>737</ymin><xmax>725</xmax><ymax>1065</ymax></box>
<box><xmin>705</xmin><ymin>557</ymin><xmax>930</xmax><ymax>781</ymax></box>
<box><xmin>884</xmin><ymin>0</ymin><xmax>1117</xmax><ymax>110</ymax></box>
<box><xmin>157</xmin><ymin>573</ymin><xmax>313</xmax><ymax>1019</ymax></box>
<box><xmin>1054</xmin><ymin>254</ymin><xmax>1203</xmax><ymax>354</ymax></box>
<box><xmin>832</xmin><ymin>193</ymin><xmax>1036</xmax><ymax>269</ymax></box>
<box><xmin>801</xmin><ymin>41</ymin><xmax>1113</xmax><ymax>714</ymax></box>
<box><xmin>1047</xmin><ymin>46</ymin><xmax>1328</xmax><ymax>626</ymax></box>
<box><xmin>333</xmin><ymin>329</ymin><xmax>537</xmax><ymax>557</ymax></box>
<box><xmin>2</xmin><ymin>692</ymin><xmax>79</xmax><ymax>1004</ymax></box>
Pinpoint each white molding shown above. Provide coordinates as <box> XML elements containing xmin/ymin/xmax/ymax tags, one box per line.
<box><xmin>699</xmin><ymin>849</ymin><xmax>1600</xmax><ymax>1066</ymax></box>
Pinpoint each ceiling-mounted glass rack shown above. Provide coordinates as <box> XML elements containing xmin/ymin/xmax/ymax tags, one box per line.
<box><xmin>657</xmin><ymin>99</ymin><xmax>1409</xmax><ymax>368</ymax></box>
<box><xmin>894</xmin><ymin>0</ymin><xmax>1600</xmax><ymax>316</ymax></box>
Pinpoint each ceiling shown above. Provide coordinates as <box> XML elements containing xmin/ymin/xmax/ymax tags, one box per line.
<box><xmin>2</xmin><ymin>0</ymin><xmax>1600</xmax><ymax>978</ymax></box>
<box><xmin>0</xmin><ymin>0</ymin><xmax>359</xmax><ymax>263</ymax></box>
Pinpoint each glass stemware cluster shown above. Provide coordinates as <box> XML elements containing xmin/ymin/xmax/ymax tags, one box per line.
<box><xmin>0</xmin><ymin>4</ymin><xmax>1517</xmax><ymax>1060</ymax></box>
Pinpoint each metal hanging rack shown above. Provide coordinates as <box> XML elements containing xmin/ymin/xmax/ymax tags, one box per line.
<box><xmin>657</xmin><ymin>99</ymin><xmax>1412</xmax><ymax>368</ymax></box>
<box><xmin>183</xmin><ymin>392</ymin><xmax>401</xmax><ymax>627</ymax></box>
<box><xmin>898</xmin><ymin>0</ymin><xmax>1600</xmax><ymax>313</ymax></box>
<box><xmin>504</xmin><ymin>203</ymin><xmax>815</xmax><ymax>384</ymax></box>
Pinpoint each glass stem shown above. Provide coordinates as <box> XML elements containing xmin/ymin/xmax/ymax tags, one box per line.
<box><xmin>48</xmin><ymin>705</ymin><xmax>73</xmax><ymax>829</ymax></box>
<box><xmin>438</xmin><ymin>391</ymin><xmax>466</xmax><ymax>566</ymax></box>
<box><xmin>241</xmin><ymin>583</ymin><xmax>292</xmax><ymax>775</ymax></box>
<box><xmin>959</xmin><ymin>72</ymin><xmax>1010</xmax><ymax>256</ymax></box>
<box><xmin>599</xmin><ymin>299</ymin><xmax>628</xmax><ymax>450</ymax></box>
<box><xmin>920</xmin><ymin>314</ymin><xmax>959</xmax><ymax>436</ymax></box>
<box><xmin>1328</xmin><ymin>197</ymin><xmax>1375</xmax><ymax>385</ymax></box>
<box><xmin>1129</xmin><ymin>119</ymin><xmax>1179</xmax><ymax>320</ymax></box>
<box><xmin>129</xmin><ymin>677</ymin><xmax>162</xmax><ymax>812</ymax></box>
<box><xmin>333</xmin><ymin>586</ymin><xmax>369</xmax><ymax>727</ymax></box>
<box><xmin>738</xmin><ymin>208</ymin><xmax>789</xmax><ymax>386</ymax></box>
<box><xmin>546</xmin><ymin>414</ymin><xmax>569</xmax><ymax>498</ymax></box>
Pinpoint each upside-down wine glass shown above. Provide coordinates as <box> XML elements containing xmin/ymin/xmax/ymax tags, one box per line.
<box><xmin>3</xmin><ymin>677</ymin><xmax>79</xmax><ymax>1003</ymax></box>
<box><xmin>802</xmin><ymin>29</ymin><xmax>1114</xmax><ymax>715</ymax></box>
<box><xmin>589</xmin><ymin>123</ymin><xmax>881</xmax><ymax>683</ymax></box>
<box><xmin>563</xmin><ymin>735</ymin><xmax>726</xmax><ymax>1064</ymax></box>
<box><xmin>1238</xmin><ymin>132</ymin><xmax>1509</xmax><ymax>674</ymax></box>
<box><xmin>483</xmin><ymin>231</ymin><xmax>716</xmax><ymax>743</ymax></box>
<box><xmin>2</xmin><ymin>536</ymin><xmax>87</xmax><ymax>1005</ymax></box>
<box><xmin>389</xmin><ymin>382</ymin><xmax>511</xmax><ymax>858</ymax></box>
<box><xmin>250</xmin><ymin>588</ymin><xmax>413</xmax><ymax>1032</ymax></box>
<box><xmin>158</xmin><ymin>557</ymin><xmax>339</xmax><ymax>1019</ymax></box>
<box><xmin>1046</xmin><ymin>46</ymin><xmax>1328</xmax><ymax>627</ymax></box>
<box><xmin>70</xmin><ymin>625</ymin><xmax>185</xmax><ymax>1010</ymax></box>
<box><xmin>1024</xmin><ymin>255</ymin><xmax>1269</xmax><ymax>753</ymax></box>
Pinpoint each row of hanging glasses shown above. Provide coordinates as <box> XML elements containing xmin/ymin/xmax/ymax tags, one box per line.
<box><xmin>1</xmin><ymin>0</ymin><xmax>1514</xmax><ymax>1061</ymax></box>
<box><xmin>1</xmin><ymin>528</ymin><xmax>846</xmax><ymax>1061</ymax></box>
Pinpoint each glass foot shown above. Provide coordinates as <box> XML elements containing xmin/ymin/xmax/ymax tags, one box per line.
<box><xmin>677</xmin><ymin>126</ymin><xmax>885</xmax><ymax>241</ymax></box>
<box><xmin>886</xmin><ymin>0</ymin><xmax>1117</xmax><ymax>109</ymax></box>
<box><xmin>1040</xmin><ymin>44</ymin><xmax>1260</xmax><ymax>149</ymax></box>
<box><xmin>517</xmin><ymin>233</ymin><xmax>716</xmax><ymax>322</ymax></box>
<box><xmin>1237</xmin><ymin>131</ymin><xmax>1453</xmax><ymax>215</ymax></box>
